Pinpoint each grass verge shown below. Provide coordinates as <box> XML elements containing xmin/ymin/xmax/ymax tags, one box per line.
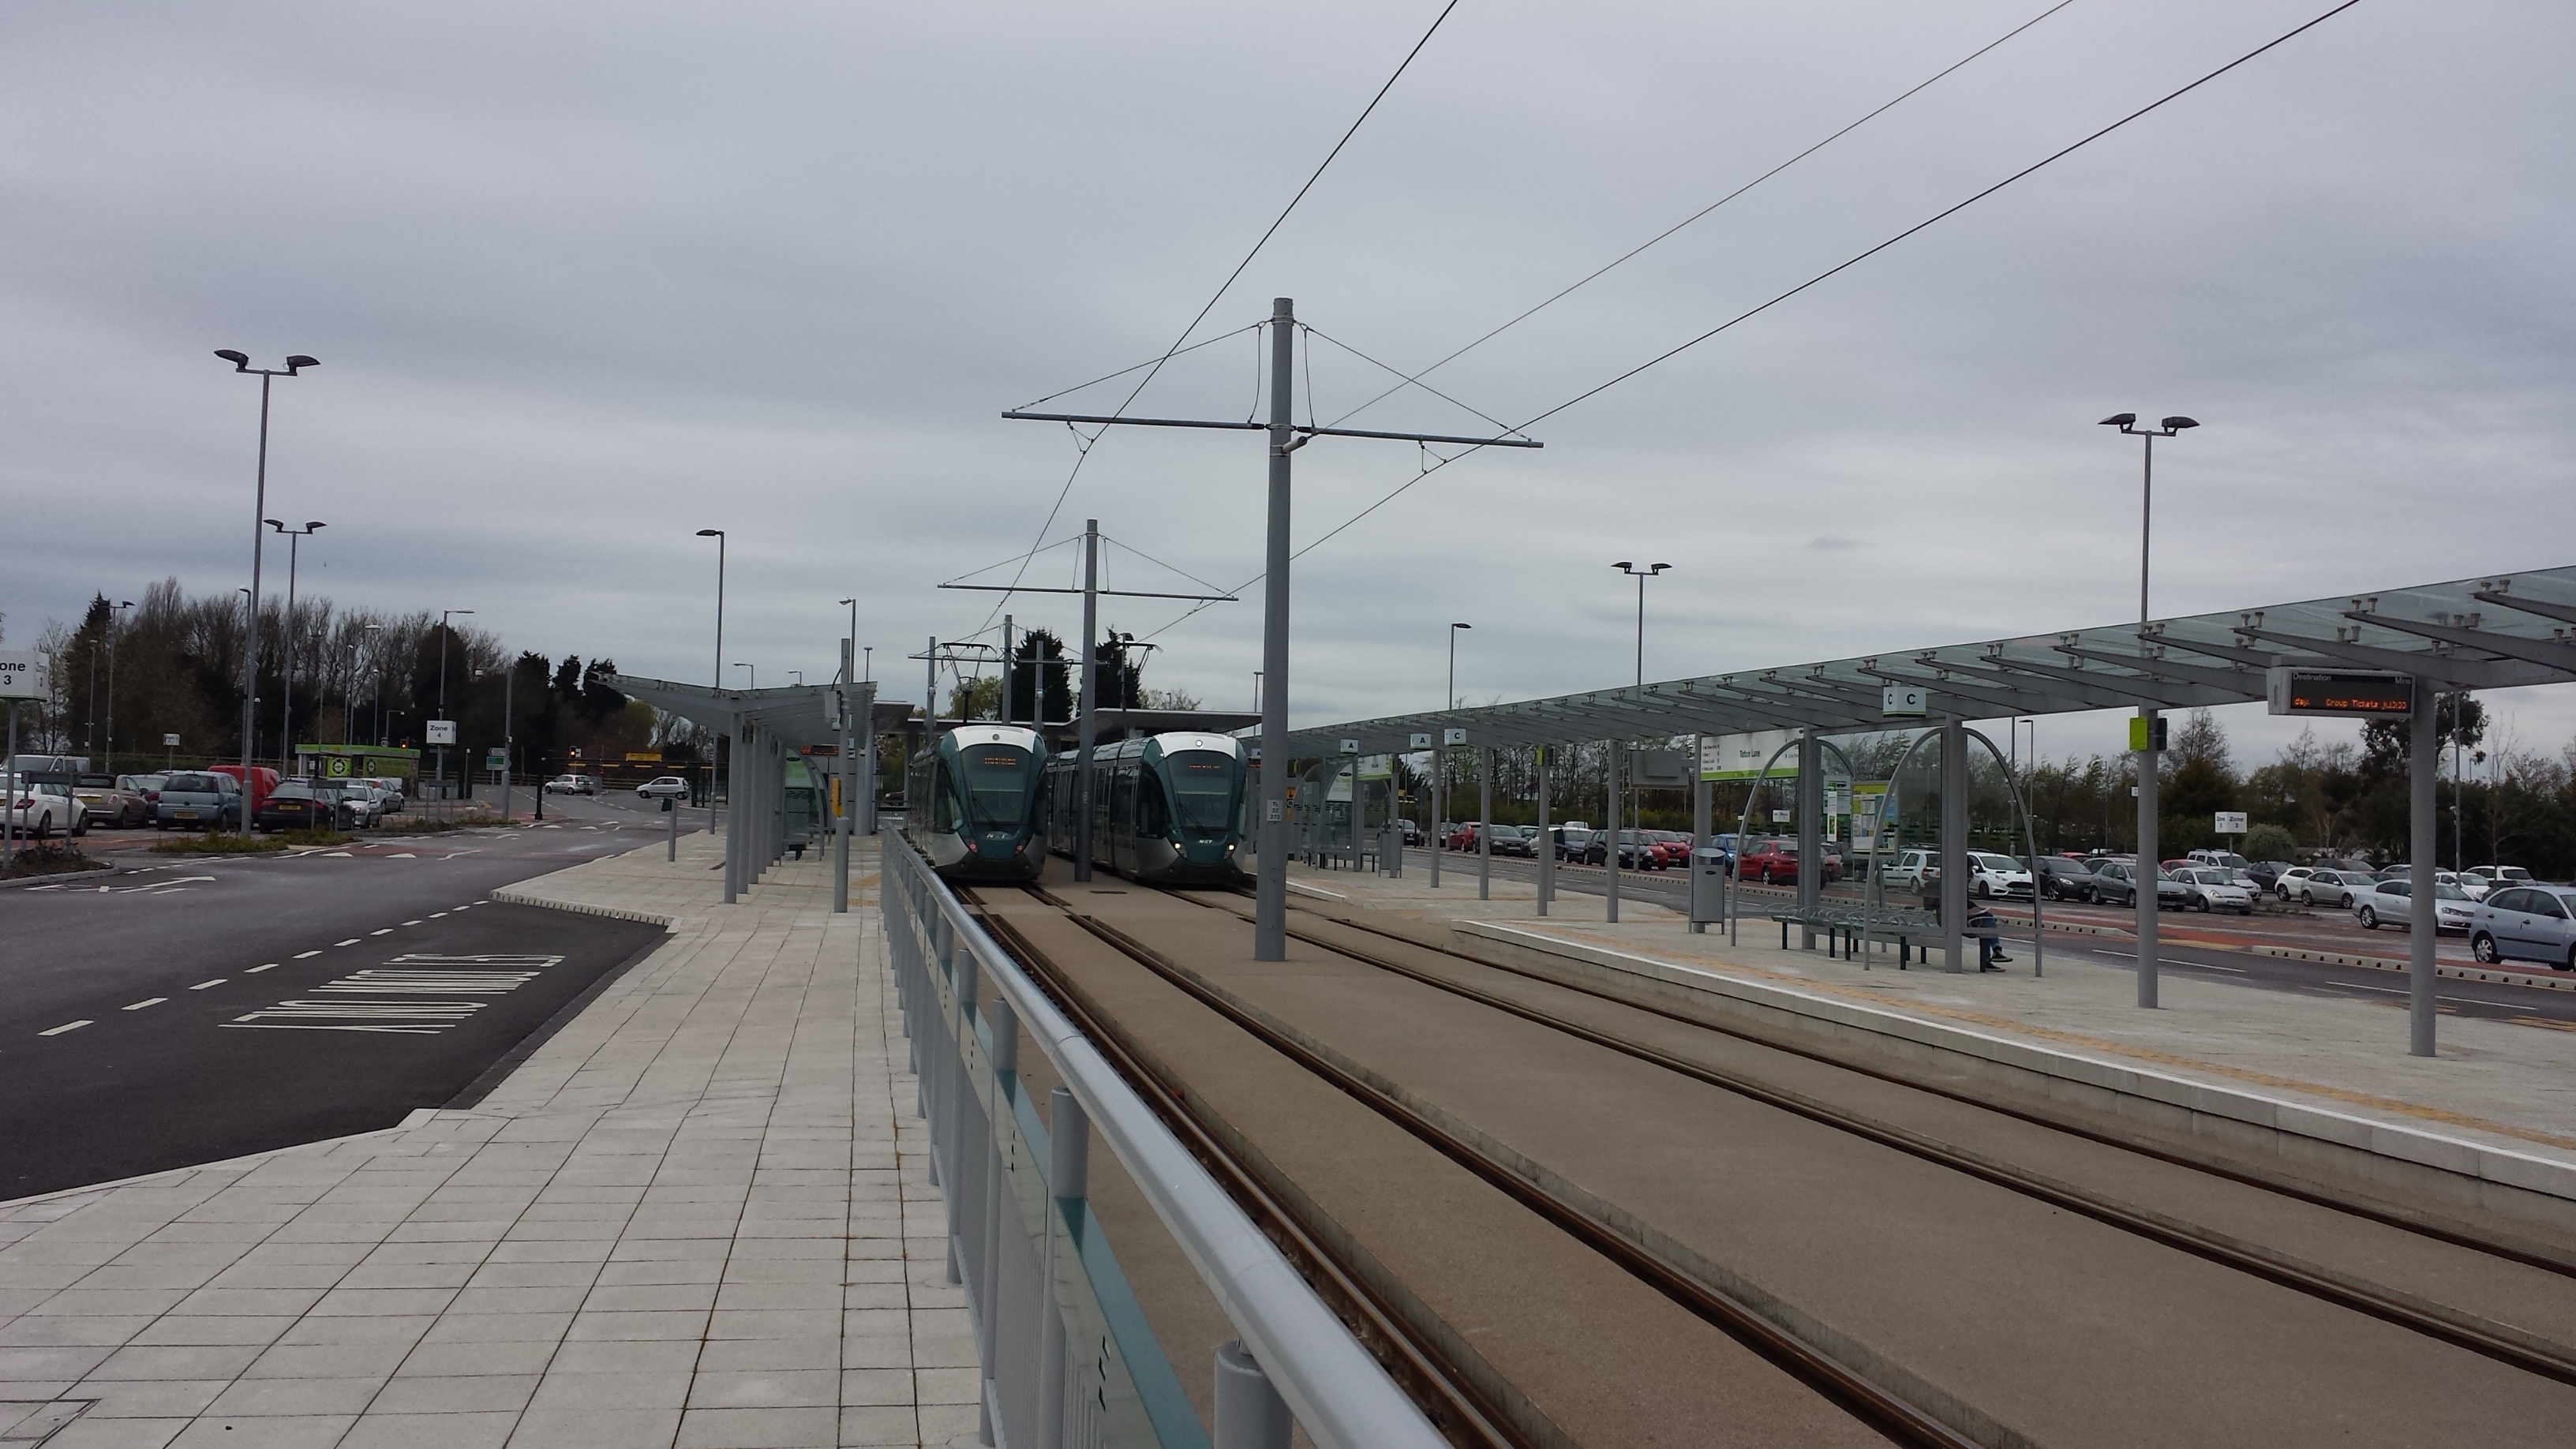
<box><xmin>1</xmin><ymin>842</ymin><xmax>113</xmax><ymax>878</ymax></box>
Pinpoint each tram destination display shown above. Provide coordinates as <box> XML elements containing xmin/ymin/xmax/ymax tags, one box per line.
<box><xmin>2266</xmin><ymin>667</ymin><xmax>2413</xmax><ymax>717</ymax></box>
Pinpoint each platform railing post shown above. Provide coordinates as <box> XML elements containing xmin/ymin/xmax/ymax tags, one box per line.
<box><xmin>1536</xmin><ymin>743</ymin><xmax>1552</xmax><ymax>916</ymax></box>
<box><xmin>945</xmin><ymin>942</ymin><xmax>979</xmax><ymax>1283</ymax></box>
<box><xmin>1038</xmin><ymin>1087</ymin><xmax>1087</xmax><ymax>1449</ymax></box>
<box><xmin>1214</xmin><ymin>1340</ymin><xmax>1292</xmax><ymax>1449</ymax></box>
<box><xmin>978</xmin><ymin>997</ymin><xmax>1017</xmax><ymax>1444</ymax></box>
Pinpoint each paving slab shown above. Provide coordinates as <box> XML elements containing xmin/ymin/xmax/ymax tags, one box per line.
<box><xmin>0</xmin><ymin>832</ymin><xmax>976</xmax><ymax>1448</ymax></box>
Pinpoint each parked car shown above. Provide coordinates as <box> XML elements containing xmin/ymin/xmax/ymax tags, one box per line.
<box><xmin>2173</xmin><ymin>866</ymin><xmax>2256</xmax><ymax>915</ymax></box>
<box><xmin>1881</xmin><ymin>848</ymin><xmax>1937</xmax><ymax>892</ymax></box>
<box><xmin>1494</xmin><ymin>826</ymin><xmax>1537</xmax><ymax>859</ymax></box>
<box><xmin>2466</xmin><ymin>885</ymin><xmax>2576</xmax><ymax>971</ymax></box>
<box><xmin>544</xmin><ymin>774</ymin><xmax>597</xmax><ymax>795</ymax></box>
<box><xmin>2466</xmin><ymin>865</ymin><xmax>2536</xmax><ymax>893</ymax></box>
<box><xmin>2031</xmin><ymin>856</ymin><xmax>2098</xmax><ymax>903</ymax></box>
<box><xmin>1961</xmin><ymin>852</ymin><xmax>2033</xmax><ymax>900</ymax></box>
<box><xmin>2089</xmin><ymin>859</ymin><xmax>2190</xmax><ymax>910</ymax></box>
<box><xmin>5</xmin><ymin>777</ymin><xmax>88</xmax><ymax>837</ymax></box>
<box><xmin>2272</xmin><ymin>865</ymin><xmax>2322</xmax><ymax>901</ymax></box>
<box><xmin>365</xmin><ymin>777</ymin><xmax>408</xmax><ymax>814</ymax></box>
<box><xmin>1553</xmin><ymin>826</ymin><xmax>1593</xmax><ymax>863</ymax></box>
<box><xmin>2355</xmin><ymin>878</ymin><xmax>2475</xmax><ymax>934</ymax></box>
<box><xmin>1736</xmin><ymin>837</ymin><xmax>1806</xmax><ymax>884</ymax></box>
<box><xmin>637</xmin><ymin>776</ymin><xmax>691</xmax><ymax>800</ymax></box>
<box><xmin>1398</xmin><ymin>820</ymin><xmax>1422</xmax><ymax>846</ymax></box>
<box><xmin>2187</xmin><ymin>849</ymin><xmax>2252</xmax><ymax>871</ymax></box>
<box><xmin>72</xmin><ymin>773</ymin><xmax>152</xmax><ymax>827</ymax></box>
<box><xmin>155</xmin><ymin>771</ymin><xmax>243</xmax><ymax>829</ymax></box>
<box><xmin>2245</xmin><ymin>860</ymin><xmax>2292</xmax><ymax>894</ymax></box>
<box><xmin>2293</xmin><ymin>868</ymin><xmax>2374</xmax><ymax>909</ymax></box>
<box><xmin>319</xmin><ymin>781</ymin><xmax>384</xmax><ymax>827</ymax></box>
<box><xmin>256</xmin><ymin>781</ymin><xmax>350</xmax><ymax>831</ymax></box>
<box><xmin>208</xmin><ymin>764</ymin><xmax>280</xmax><ymax>819</ymax></box>
<box><xmin>1584</xmin><ymin>829</ymin><xmax>1667</xmax><ymax>870</ymax></box>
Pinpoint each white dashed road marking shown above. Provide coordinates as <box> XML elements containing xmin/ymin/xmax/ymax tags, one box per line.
<box><xmin>123</xmin><ymin>998</ymin><xmax>167</xmax><ymax>1011</ymax></box>
<box><xmin>247</xmin><ymin>964</ymin><xmax>277</xmax><ymax>973</ymax></box>
<box><xmin>293</xmin><ymin>950</ymin><xmax>322</xmax><ymax>959</ymax></box>
<box><xmin>39</xmin><ymin>1021</ymin><xmax>92</xmax><ymax>1036</ymax></box>
<box><xmin>370</xmin><ymin>928</ymin><xmax>392</xmax><ymax>936</ymax></box>
<box><xmin>401</xmin><ymin>920</ymin><xmax>422</xmax><ymax>927</ymax></box>
<box><xmin>189</xmin><ymin>979</ymin><xmax>225</xmax><ymax>990</ymax></box>
<box><xmin>334</xmin><ymin>938</ymin><xmax>361</xmax><ymax>946</ymax></box>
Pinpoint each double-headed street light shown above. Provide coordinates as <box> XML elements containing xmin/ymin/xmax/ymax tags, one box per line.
<box><xmin>266</xmin><ymin>519</ymin><xmax>325</xmax><ymax>772</ymax></box>
<box><xmin>1613</xmin><ymin>563</ymin><xmax>1670</xmax><ymax>834</ymax></box>
<box><xmin>1431</xmin><ymin>622</ymin><xmax>1471</xmax><ymax>888</ymax></box>
<box><xmin>214</xmin><ymin>349</ymin><xmax>317</xmax><ymax>825</ymax></box>
<box><xmin>2099</xmin><ymin>411</ymin><xmax>2198</xmax><ymax>1011</ymax></box>
<box><xmin>101</xmin><ymin>600</ymin><xmax>135</xmax><ymax>773</ymax></box>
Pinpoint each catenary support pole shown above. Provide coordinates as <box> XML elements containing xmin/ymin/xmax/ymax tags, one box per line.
<box><xmin>1477</xmin><ymin>746</ymin><xmax>1492</xmax><ymax>900</ymax></box>
<box><xmin>667</xmin><ymin>795</ymin><xmax>678</xmax><ymax>861</ymax></box>
<box><xmin>1941</xmin><ymin>719</ymin><xmax>1970</xmax><ymax>972</ymax></box>
<box><xmin>1692</xmin><ymin>733</ymin><xmax>1711</xmax><ymax>934</ymax></box>
<box><xmin>1605</xmin><ymin>739</ymin><xmax>1622</xmax><ymax>924</ymax></box>
<box><xmin>1797</xmin><ymin>729</ymin><xmax>1822</xmax><ymax>947</ymax></box>
<box><xmin>836</xmin><ymin>638</ymin><xmax>854</xmax><ymax>914</ymax></box>
<box><xmin>1254</xmin><ymin>299</ymin><xmax>1295</xmax><ymax>961</ymax></box>
<box><xmin>2136</xmin><ymin>707</ymin><xmax>2160</xmax><ymax>1006</ymax></box>
<box><xmin>1000</xmin><ymin>614</ymin><xmax>1014</xmax><ymax>726</ymax></box>
<box><xmin>1428</xmin><ymin>739</ymin><xmax>1443</xmax><ymax>889</ymax></box>
<box><xmin>1074</xmin><ymin>519</ymin><xmax>1099</xmax><ymax>882</ymax></box>
<box><xmin>724</xmin><ymin>717</ymin><xmax>746</xmax><ymax>904</ymax></box>
<box><xmin>2409</xmin><ymin>683</ymin><xmax>2438</xmax><ymax>1056</ymax></box>
<box><xmin>1536</xmin><ymin>743</ymin><xmax>1553</xmax><ymax>916</ymax></box>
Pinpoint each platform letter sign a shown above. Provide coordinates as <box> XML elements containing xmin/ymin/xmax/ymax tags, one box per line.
<box><xmin>1881</xmin><ymin>684</ymin><xmax>1926</xmax><ymax>718</ymax></box>
<box><xmin>1341</xmin><ymin>739</ymin><xmax>1360</xmax><ymax>754</ymax></box>
<box><xmin>0</xmin><ymin>651</ymin><xmax>41</xmax><ymax>702</ymax></box>
<box><xmin>1410</xmin><ymin>733</ymin><xmax>1432</xmax><ymax>749</ymax></box>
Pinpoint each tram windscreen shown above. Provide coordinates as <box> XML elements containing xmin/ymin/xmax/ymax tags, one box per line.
<box><xmin>1164</xmin><ymin>751</ymin><xmax>1239</xmax><ymax>831</ymax></box>
<box><xmin>955</xmin><ymin>746</ymin><xmax>1035</xmax><ymax>831</ymax></box>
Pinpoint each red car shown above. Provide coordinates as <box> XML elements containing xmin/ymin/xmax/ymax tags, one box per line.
<box><xmin>209</xmin><ymin>764</ymin><xmax>282</xmax><ymax>818</ymax></box>
<box><xmin>1737</xmin><ymin>838</ymin><xmax>1845</xmax><ymax>886</ymax></box>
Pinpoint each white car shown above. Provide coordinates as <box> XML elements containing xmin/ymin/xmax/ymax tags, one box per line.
<box><xmin>2356</xmin><ymin>878</ymin><xmax>2476</xmax><ymax>934</ymax></box>
<box><xmin>2293</xmin><ymin>868</ymin><xmax>2373</xmax><ymax>909</ymax></box>
<box><xmin>636</xmin><ymin>776</ymin><xmax>691</xmax><ymax>801</ymax></box>
<box><xmin>4</xmin><ymin>777</ymin><xmax>88</xmax><ymax>837</ymax></box>
<box><xmin>2174</xmin><ymin>867</ymin><xmax>2255</xmax><ymax>915</ymax></box>
<box><xmin>545</xmin><ymin>775</ymin><xmax>598</xmax><ymax>796</ymax></box>
<box><xmin>1962</xmin><ymin>852</ymin><xmax>2033</xmax><ymax>899</ymax></box>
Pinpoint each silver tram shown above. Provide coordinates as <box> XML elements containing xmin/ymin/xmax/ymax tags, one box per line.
<box><xmin>1043</xmin><ymin>731</ymin><xmax>1250</xmax><ymax>885</ymax></box>
<box><xmin>905</xmin><ymin>724</ymin><xmax>1049</xmax><ymax>881</ymax></box>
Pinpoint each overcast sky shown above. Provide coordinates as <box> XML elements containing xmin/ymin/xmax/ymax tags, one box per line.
<box><xmin>7</xmin><ymin>1</ymin><xmax>2574</xmax><ymax>768</ymax></box>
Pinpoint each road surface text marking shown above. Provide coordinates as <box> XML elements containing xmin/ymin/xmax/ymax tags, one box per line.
<box><xmin>224</xmin><ymin>953</ymin><xmax>564</xmax><ymax>1035</ymax></box>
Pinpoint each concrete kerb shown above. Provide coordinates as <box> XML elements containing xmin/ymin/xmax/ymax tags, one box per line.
<box><xmin>486</xmin><ymin>885</ymin><xmax>681</xmax><ymax>929</ymax></box>
<box><xmin>0</xmin><ymin>1108</ymin><xmax>447</xmax><ymax>1211</ymax></box>
<box><xmin>1457</xmin><ymin>919</ymin><xmax>2576</xmax><ymax>1234</ymax></box>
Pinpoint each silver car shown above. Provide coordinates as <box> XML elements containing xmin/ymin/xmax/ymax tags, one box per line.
<box><xmin>2467</xmin><ymin>886</ymin><xmax>2576</xmax><ymax>971</ymax></box>
<box><xmin>2354</xmin><ymin>878</ymin><xmax>2474</xmax><ymax>934</ymax></box>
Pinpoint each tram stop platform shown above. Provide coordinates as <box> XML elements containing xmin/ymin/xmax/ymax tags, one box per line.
<box><xmin>0</xmin><ymin>831</ymin><xmax>982</xmax><ymax>1449</ymax></box>
<box><xmin>1277</xmin><ymin>856</ymin><xmax>2576</xmax><ymax>1237</ymax></box>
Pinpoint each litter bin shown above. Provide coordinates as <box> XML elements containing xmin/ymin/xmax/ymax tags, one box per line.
<box><xmin>1690</xmin><ymin>846</ymin><xmax>1729</xmax><ymax>929</ymax></box>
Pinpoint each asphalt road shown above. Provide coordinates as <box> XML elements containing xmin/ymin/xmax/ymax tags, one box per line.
<box><xmin>0</xmin><ymin>793</ymin><xmax>681</xmax><ymax>1198</ymax></box>
<box><xmin>1426</xmin><ymin>852</ymin><xmax>2576</xmax><ymax>1028</ymax></box>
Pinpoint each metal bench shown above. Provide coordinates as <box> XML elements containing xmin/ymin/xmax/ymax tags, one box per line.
<box><xmin>1769</xmin><ymin>904</ymin><xmax>1944</xmax><ymax>964</ymax></box>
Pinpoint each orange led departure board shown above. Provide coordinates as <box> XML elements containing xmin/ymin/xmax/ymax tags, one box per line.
<box><xmin>2265</xmin><ymin>667</ymin><xmax>2413</xmax><ymax>717</ymax></box>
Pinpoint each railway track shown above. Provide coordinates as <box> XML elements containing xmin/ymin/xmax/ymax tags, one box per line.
<box><xmin>961</xmin><ymin>872</ymin><xmax>2576</xmax><ymax>1447</ymax></box>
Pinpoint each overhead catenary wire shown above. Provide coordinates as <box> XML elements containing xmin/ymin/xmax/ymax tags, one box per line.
<box><xmin>975</xmin><ymin>0</ymin><xmax>1467</xmax><ymax>631</ymax></box>
<box><xmin>1136</xmin><ymin>0</ymin><xmax>2367</xmax><ymax>647</ymax></box>
<box><xmin>1320</xmin><ymin>0</ymin><xmax>2078</xmax><ymax>433</ymax></box>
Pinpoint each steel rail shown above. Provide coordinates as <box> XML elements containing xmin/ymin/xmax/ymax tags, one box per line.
<box><xmin>1018</xmin><ymin>889</ymin><xmax>1995</xmax><ymax>1449</ymax></box>
<box><xmin>970</xmin><ymin>897</ymin><xmax>1544</xmax><ymax>1449</ymax></box>
<box><xmin>1235</xmin><ymin>891</ymin><xmax>2576</xmax><ymax>1279</ymax></box>
<box><xmin>1175</xmin><ymin>894</ymin><xmax>2576</xmax><ymax>1388</ymax></box>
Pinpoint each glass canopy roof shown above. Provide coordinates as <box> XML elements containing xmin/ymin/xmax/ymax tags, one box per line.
<box><xmin>1266</xmin><ymin>565</ymin><xmax>2576</xmax><ymax>754</ymax></box>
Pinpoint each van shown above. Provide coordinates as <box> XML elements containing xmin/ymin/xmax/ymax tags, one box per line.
<box><xmin>2187</xmin><ymin>849</ymin><xmax>2250</xmax><ymax>870</ymax></box>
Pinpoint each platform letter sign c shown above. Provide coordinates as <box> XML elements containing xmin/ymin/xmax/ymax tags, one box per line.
<box><xmin>1881</xmin><ymin>684</ymin><xmax>1927</xmax><ymax>718</ymax></box>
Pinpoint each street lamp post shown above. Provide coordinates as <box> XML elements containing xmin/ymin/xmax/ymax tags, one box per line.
<box><xmin>436</xmin><ymin>608</ymin><xmax>475</xmax><ymax>801</ymax></box>
<box><xmin>2099</xmin><ymin>412</ymin><xmax>2197</xmax><ymax>1009</ymax></box>
<box><xmin>213</xmin><ymin>350</ymin><xmax>317</xmax><ymax>829</ymax></box>
<box><xmin>349</xmin><ymin>623</ymin><xmax>381</xmax><ymax>745</ymax></box>
<box><xmin>1613</xmin><ymin>561</ymin><xmax>1671</xmax><ymax>844</ymax></box>
<box><xmin>102</xmin><ymin>600</ymin><xmax>133</xmax><ymax>774</ymax></box>
<box><xmin>266</xmin><ymin>519</ymin><xmax>325</xmax><ymax>774</ymax></box>
<box><xmin>1432</xmin><ymin>622</ymin><xmax>1470</xmax><ymax>889</ymax></box>
<box><xmin>698</xmin><ymin>530</ymin><xmax>726</xmax><ymax>829</ymax></box>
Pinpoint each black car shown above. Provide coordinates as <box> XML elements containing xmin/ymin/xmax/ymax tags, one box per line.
<box><xmin>2031</xmin><ymin>856</ymin><xmax>2099</xmax><ymax>903</ymax></box>
<box><xmin>255</xmin><ymin>781</ymin><xmax>349</xmax><ymax>831</ymax></box>
<box><xmin>1582</xmin><ymin>829</ymin><xmax>1664</xmax><ymax>870</ymax></box>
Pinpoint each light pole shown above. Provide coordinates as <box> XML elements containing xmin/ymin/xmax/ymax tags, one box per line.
<box><xmin>266</xmin><ymin>519</ymin><xmax>325</xmax><ymax>774</ymax></box>
<box><xmin>1432</xmin><ymin>622</ymin><xmax>1470</xmax><ymax>888</ymax></box>
<box><xmin>436</xmin><ymin>608</ymin><xmax>474</xmax><ymax>801</ymax></box>
<box><xmin>698</xmin><ymin>529</ymin><xmax>725</xmax><ymax>829</ymax></box>
<box><xmin>214</xmin><ymin>349</ymin><xmax>317</xmax><ymax>828</ymax></box>
<box><xmin>1613</xmin><ymin>562</ymin><xmax>1670</xmax><ymax>832</ymax></box>
<box><xmin>2100</xmin><ymin>412</ymin><xmax>2197</xmax><ymax>1009</ymax></box>
<box><xmin>102</xmin><ymin>600</ymin><xmax>133</xmax><ymax>774</ymax></box>
<box><xmin>350</xmin><ymin>623</ymin><xmax>381</xmax><ymax>745</ymax></box>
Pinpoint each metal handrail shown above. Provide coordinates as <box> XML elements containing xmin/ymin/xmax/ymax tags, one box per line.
<box><xmin>884</xmin><ymin>834</ymin><xmax>1447</xmax><ymax>1449</ymax></box>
